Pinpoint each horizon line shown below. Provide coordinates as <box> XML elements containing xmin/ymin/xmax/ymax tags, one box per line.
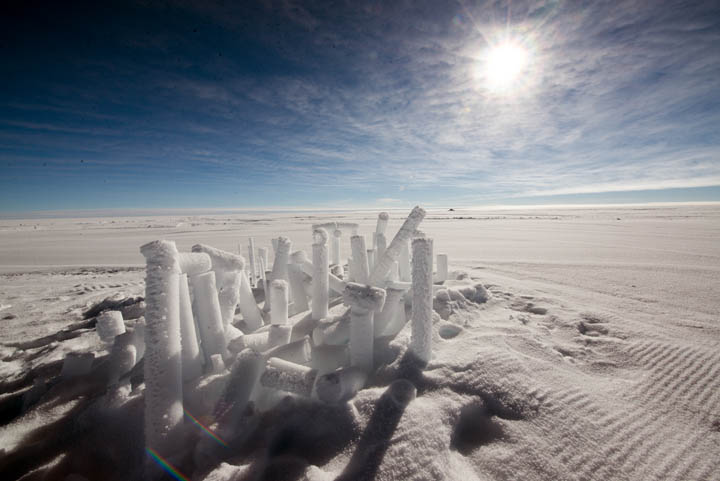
<box><xmin>2</xmin><ymin>199</ymin><xmax>720</xmax><ymax>220</ymax></box>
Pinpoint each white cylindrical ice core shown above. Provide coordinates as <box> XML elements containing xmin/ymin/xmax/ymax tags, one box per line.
<box><xmin>96</xmin><ymin>310</ymin><xmax>125</xmax><ymax>343</ymax></box>
<box><xmin>376</xmin><ymin>233</ymin><xmax>387</xmax><ymax>265</ymax></box>
<box><xmin>216</xmin><ymin>270</ymin><xmax>242</xmax><ymax>331</ymax></box>
<box><xmin>108</xmin><ymin>332</ymin><xmax>137</xmax><ymax>385</ymax></box>
<box><xmin>374</xmin><ymin>287</ymin><xmax>405</xmax><ymax>338</ymax></box>
<box><xmin>344</xmin><ymin>283</ymin><xmax>385</xmax><ymax>372</ymax></box>
<box><xmin>177</xmin><ymin>252</ymin><xmax>211</xmax><ymax>276</ymax></box>
<box><xmin>399</xmin><ymin>240</ymin><xmax>411</xmax><ymax>282</ymax></box>
<box><xmin>270</xmin><ymin>237</ymin><xmax>292</xmax><ymax>283</ymax></box>
<box><xmin>191</xmin><ymin>244</ymin><xmax>245</xmax><ymax>272</ymax></box>
<box><xmin>332</xmin><ymin>229</ymin><xmax>342</xmax><ymax>266</ymax></box>
<box><xmin>267</xmin><ymin>324</ymin><xmax>292</xmax><ymax>349</ymax></box>
<box><xmin>350</xmin><ymin>235</ymin><xmax>370</xmax><ymax>284</ymax></box>
<box><xmin>375</xmin><ymin>212</ymin><xmax>389</xmax><ymax>236</ymax></box>
<box><xmin>370</xmin><ymin>206</ymin><xmax>426</xmax><ymax>286</ymax></box>
<box><xmin>260</xmin><ymin>357</ymin><xmax>318</xmax><ymax>397</ymax></box>
<box><xmin>436</xmin><ymin>254</ymin><xmax>448</xmax><ymax>282</ymax></box>
<box><xmin>312</xmin><ymin>317</ymin><xmax>350</xmax><ymax>346</ymax></box>
<box><xmin>238</xmin><ymin>270</ymin><xmax>263</xmax><ymax>332</ymax></box>
<box><xmin>288</xmin><ymin>263</ymin><xmax>309</xmax><ymax>316</ymax></box>
<box><xmin>312</xmin><ymin>229</ymin><xmax>330</xmax><ymax>321</ymax></box>
<box><xmin>247</xmin><ymin>237</ymin><xmax>258</xmax><ymax>286</ymax></box>
<box><xmin>178</xmin><ymin>273</ymin><xmax>203</xmax><ymax>381</ymax></box>
<box><xmin>410</xmin><ymin>237</ymin><xmax>433</xmax><ymax>364</ymax></box>
<box><xmin>269</xmin><ymin>279</ymin><xmax>289</xmax><ymax>325</ymax></box>
<box><xmin>140</xmin><ymin>239</ymin><xmax>184</xmax><ymax>458</ymax></box>
<box><xmin>190</xmin><ymin>271</ymin><xmax>228</xmax><ymax>364</ymax></box>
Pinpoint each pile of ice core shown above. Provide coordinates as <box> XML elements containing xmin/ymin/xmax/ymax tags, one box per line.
<box><xmin>51</xmin><ymin>206</ymin><xmax>473</xmax><ymax>479</ymax></box>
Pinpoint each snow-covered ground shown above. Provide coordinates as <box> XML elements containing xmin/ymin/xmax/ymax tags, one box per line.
<box><xmin>0</xmin><ymin>205</ymin><xmax>719</xmax><ymax>480</ymax></box>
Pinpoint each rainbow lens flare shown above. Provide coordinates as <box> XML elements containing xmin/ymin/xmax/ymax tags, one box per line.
<box><xmin>184</xmin><ymin>408</ymin><xmax>228</xmax><ymax>447</ymax></box>
<box><xmin>146</xmin><ymin>447</ymin><xmax>190</xmax><ymax>481</ymax></box>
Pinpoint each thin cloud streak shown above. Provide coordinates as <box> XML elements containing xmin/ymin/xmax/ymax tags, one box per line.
<box><xmin>1</xmin><ymin>0</ymin><xmax>718</xmax><ymax>210</ymax></box>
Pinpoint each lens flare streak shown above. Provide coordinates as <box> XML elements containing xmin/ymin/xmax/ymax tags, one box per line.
<box><xmin>184</xmin><ymin>408</ymin><xmax>228</xmax><ymax>447</ymax></box>
<box><xmin>146</xmin><ymin>448</ymin><xmax>191</xmax><ymax>481</ymax></box>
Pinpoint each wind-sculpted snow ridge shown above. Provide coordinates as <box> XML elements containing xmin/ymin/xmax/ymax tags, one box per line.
<box><xmin>1</xmin><ymin>206</ymin><xmax>719</xmax><ymax>480</ymax></box>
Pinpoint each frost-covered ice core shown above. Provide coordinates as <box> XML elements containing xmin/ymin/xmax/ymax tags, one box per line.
<box><xmin>270</xmin><ymin>237</ymin><xmax>291</xmax><ymax>284</ymax></box>
<box><xmin>217</xmin><ymin>271</ymin><xmax>242</xmax><ymax>333</ymax></box>
<box><xmin>376</xmin><ymin>232</ymin><xmax>387</xmax><ymax>264</ymax></box>
<box><xmin>436</xmin><ymin>253</ymin><xmax>448</xmax><ymax>282</ymax></box>
<box><xmin>96</xmin><ymin>310</ymin><xmax>125</xmax><ymax>343</ymax></box>
<box><xmin>269</xmin><ymin>279</ymin><xmax>289</xmax><ymax>325</ymax></box>
<box><xmin>140</xmin><ymin>239</ymin><xmax>184</xmax><ymax>460</ymax></box>
<box><xmin>247</xmin><ymin>237</ymin><xmax>258</xmax><ymax>287</ymax></box>
<box><xmin>267</xmin><ymin>324</ymin><xmax>292</xmax><ymax>349</ymax></box>
<box><xmin>178</xmin><ymin>273</ymin><xmax>203</xmax><ymax>381</ymax></box>
<box><xmin>370</xmin><ymin>206</ymin><xmax>426</xmax><ymax>286</ymax></box>
<box><xmin>374</xmin><ymin>286</ymin><xmax>406</xmax><ymax>337</ymax></box>
<box><xmin>260</xmin><ymin>357</ymin><xmax>318</xmax><ymax>397</ymax></box>
<box><xmin>238</xmin><ymin>270</ymin><xmax>263</xmax><ymax>332</ymax></box>
<box><xmin>332</xmin><ymin>228</ymin><xmax>342</xmax><ymax>266</ymax></box>
<box><xmin>367</xmin><ymin>248</ymin><xmax>375</xmax><ymax>273</ymax></box>
<box><xmin>190</xmin><ymin>271</ymin><xmax>227</xmax><ymax>364</ymax></box>
<box><xmin>344</xmin><ymin>282</ymin><xmax>386</xmax><ymax>372</ymax></box>
<box><xmin>312</xmin><ymin>316</ymin><xmax>350</xmax><ymax>346</ymax></box>
<box><xmin>229</xmin><ymin>330</ymin><xmax>269</xmax><ymax>352</ymax></box>
<box><xmin>177</xmin><ymin>251</ymin><xmax>212</xmax><ymax>276</ymax></box>
<box><xmin>399</xmin><ymin>240</ymin><xmax>411</xmax><ymax>282</ymax></box>
<box><xmin>312</xmin><ymin>228</ymin><xmax>330</xmax><ymax>321</ymax></box>
<box><xmin>257</xmin><ymin>247</ymin><xmax>269</xmax><ymax>290</ymax></box>
<box><xmin>375</xmin><ymin>211</ymin><xmax>389</xmax><ymax>237</ymax></box>
<box><xmin>216</xmin><ymin>348</ymin><xmax>264</xmax><ymax>433</ymax></box>
<box><xmin>410</xmin><ymin>236</ymin><xmax>434</xmax><ymax>364</ymax></box>
<box><xmin>191</xmin><ymin>244</ymin><xmax>244</xmax><ymax>336</ymax></box>
<box><xmin>287</xmin><ymin>257</ymin><xmax>309</xmax><ymax>316</ymax></box>
<box><xmin>191</xmin><ymin>243</ymin><xmax>245</xmax><ymax>273</ymax></box>
<box><xmin>298</xmin><ymin>257</ymin><xmax>346</xmax><ymax>295</ymax></box>
<box><xmin>350</xmin><ymin>235</ymin><xmax>370</xmax><ymax>284</ymax></box>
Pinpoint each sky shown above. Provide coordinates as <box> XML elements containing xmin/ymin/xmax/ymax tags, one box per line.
<box><xmin>1</xmin><ymin>0</ymin><xmax>719</xmax><ymax>212</ymax></box>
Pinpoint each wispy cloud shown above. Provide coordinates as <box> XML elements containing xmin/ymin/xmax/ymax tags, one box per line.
<box><xmin>1</xmin><ymin>0</ymin><xmax>719</xmax><ymax>210</ymax></box>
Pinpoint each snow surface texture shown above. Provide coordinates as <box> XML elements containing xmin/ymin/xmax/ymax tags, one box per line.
<box><xmin>0</xmin><ymin>205</ymin><xmax>719</xmax><ymax>480</ymax></box>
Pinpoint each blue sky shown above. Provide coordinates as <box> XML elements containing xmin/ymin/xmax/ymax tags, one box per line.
<box><xmin>1</xmin><ymin>0</ymin><xmax>719</xmax><ymax>212</ymax></box>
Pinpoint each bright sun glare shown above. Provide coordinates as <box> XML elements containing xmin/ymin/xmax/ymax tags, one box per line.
<box><xmin>484</xmin><ymin>43</ymin><xmax>528</xmax><ymax>92</ymax></box>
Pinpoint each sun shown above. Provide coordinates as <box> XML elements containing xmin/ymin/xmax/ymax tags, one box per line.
<box><xmin>483</xmin><ymin>42</ymin><xmax>528</xmax><ymax>92</ymax></box>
